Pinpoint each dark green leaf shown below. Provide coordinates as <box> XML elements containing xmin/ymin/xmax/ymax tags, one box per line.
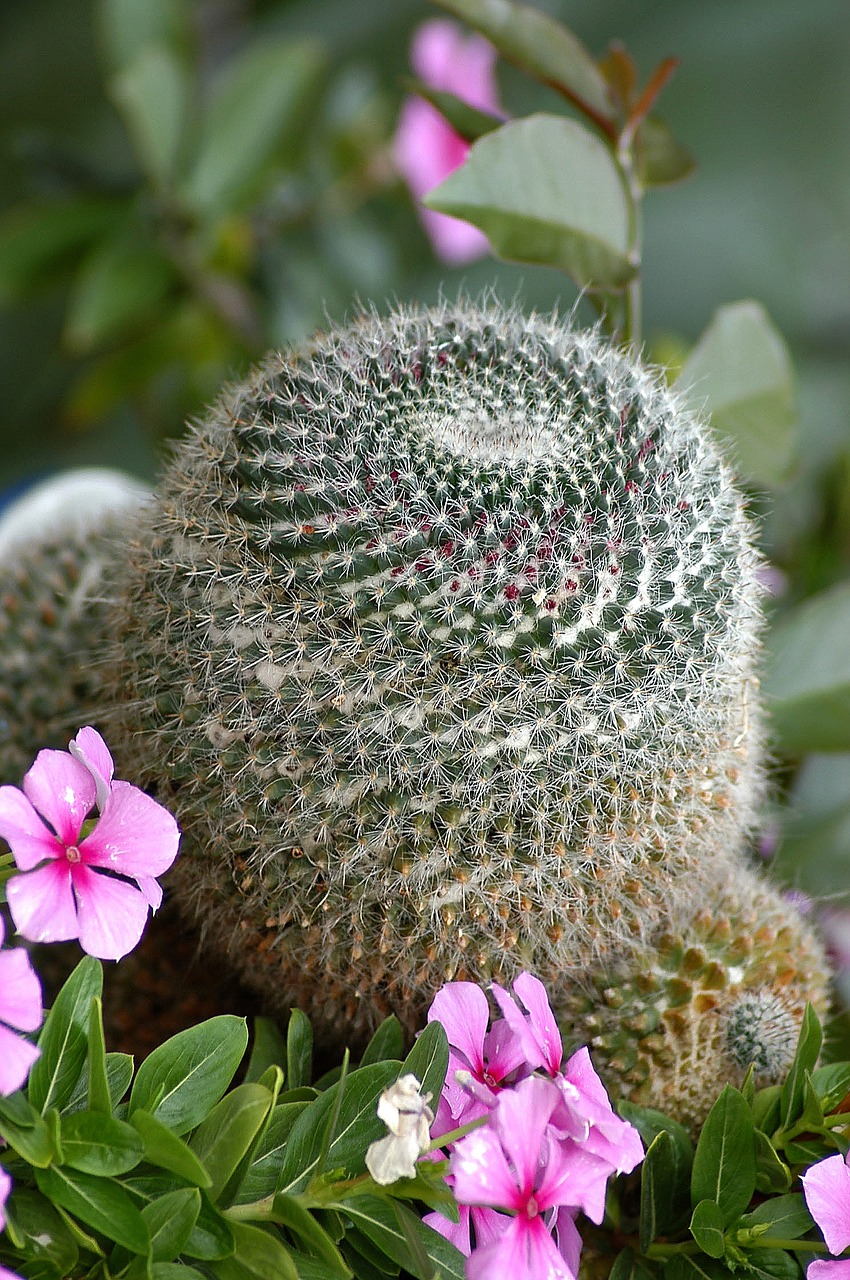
<box><xmin>764</xmin><ymin>584</ymin><xmax>850</xmax><ymax>753</ymax></box>
<box><xmin>85</xmin><ymin>997</ymin><xmax>111</xmax><ymax>1115</ymax></box>
<box><xmin>289</xmin><ymin>1253</ymin><xmax>353</xmax><ymax>1280</ymax></box>
<box><xmin>400</xmin><ymin>79</ymin><xmax>503</xmax><ymax>143</ymax></box>
<box><xmin>3</xmin><ymin>1189</ymin><xmax>79</xmax><ymax>1278</ymax></box>
<box><xmin>270</xmin><ymin>1193</ymin><xmax>351</xmax><ymax>1277</ymax></box>
<box><xmin>129</xmin><ymin>1109</ymin><xmax>213</xmax><ymax>1187</ymax></box>
<box><xmin>182</xmin><ymin>1194</ymin><xmax>236</xmax><ymax>1261</ymax></box>
<box><xmin>754</xmin><ymin>1130</ymin><xmax>792</xmax><ymax>1194</ymax></box>
<box><xmin>664</xmin><ymin>1257</ymin><xmax>729</xmax><ymax>1280</ymax></box>
<box><xmin>737</xmin><ymin>1194</ymin><xmax>814</xmax><ymax>1241</ymax></box>
<box><xmin>231</xmin><ymin>1102</ymin><xmax>311</xmax><ymax>1204</ymax></box>
<box><xmin>812</xmin><ymin>1062</ymin><xmax>850</xmax><ymax>1113</ymax></box>
<box><xmin>689</xmin><ymin>1199</ymin><xmax>727</xmax><ymax>1258</ymax></box>
<box><xmin>691</xmin><ymin>1086</ymin><xmax>757</xmax><ymax>1225</ymax></box>
<box><xmin>433</xmin><ymin>0</ymin><xmax>612</xmax><ymax>119</ymax></box>
<box><xmin>343</xmin><ymin>1196</ymin><xmax>465</xmax><ymax>1280</ymax></box>
<box><xmin>129</xmin><ymin>1016</ymin><xmax>248</xmax><ymax>1135</ymax></box>
<box><xmin>738</xmin><ymin>1249</ymin><xmax>802</xmax><ymax>1280</ymax></box>
<box><xmin>29</xmin><ymin>958</ymin><xmax>103</xmax><ymax>1115</ymax></box>
<box><xmin>0</xmin><ymin>199</ymin><xmax>121</xmax><ymax>302</ymax></box>
<box><xmin>152</xmin><ymin>1266</ymin><xmax>208</xmax><ymax>1280</ymax></box>
<box><xmin>676</xmin><ymin>300</ymin><xmax>797</xmax><ymax>487</ymax></box>
<box><xmin>360</xmin><ymin>1018</ymin><xmax>405</xmax><ymax>1068</ymax></box>
<box><xmin>142</xmin><ymin>1187</ymin><xmax>202</xmax><ymax>1262</ymax></box>
<box><xmin>97</xmin><ymin>0</ymin><xmax>189</xmax><ymax>72</ymax></box>
<box><xmin>110</xmin><ymin>44</ymin><xmax>188</xmax><ymax>187</ymax></box>
<box><xmin>276</xmin><ymin>1062</ymin><xmax>399</xmax><ymax>1195</ymax></box>
<box><xmin>189</xmin><ymin>1083</ymin><xmax>273</xmax><ymax>1202</ymax></box>
<box><xmin>64</xmin><ymin>229</ymin><xmax>176</xmax><ymax>354</ymax></box>
<box><xmin>286</xmin><ymin>1009</ymin><xmax>313</xmax><ymax>1091</ymax></box>
<box><xmin>35</xmin><ymin>1165</ymin><xmax>149</xmax><ymax>1254</ymax></box>
<box><xmin>636</xmin><ymin>116</ymin><xmax>695</xmax><ymax>187</ymax></box>
<box><xmin>0</xmin><ymin>1097</ymin><xmax>55</xmax><ymax>1166</ymax></box>
<box><xmin>401</xmin><ymin>1022</ymin><xmax>449</xmax><ymax>1110</ymax></box>
<box><xmin>245</xmin><ymin>1018</ymin><xmax>287</xmax><ymax>1084</ymax></box>
<box><xmin>778</xmin><ymin>1006</ymin><xmax>823</xmax><ymax>1132</ymax></box>
<box><xmin>425</xmin><ymin>114</ymin><xmax>634</xmax><ymax>289</ymax></box>
<box><xmin>59</xmin><ymin>1111</ymin><xmax>144</xmax><ymax>1175</ymax></box>
<box><xmin>609</xmin><ymin>1249</ymin><xmax>660</xmax><ymax>1280</ymax></box>
<box><xmin>65</xmin><ymin>1053</ymin><xmax>135</xmax><ymax>1115</ymax></box>
<box><xmin>641</xmin><ymin>1131</ymin><xmax>683</xmax><ymax>1250</ymax></box>
<box><xmin>751</xmin><ymin>1086</ymin><xmax>782</xmax><ymax>1135</ymax></box>
<box><xmin>210</xmin><ymin>1220</ymin><xmax>298</xmax><ymax>1280</ymax></box>
<box><xmin>801</xmin><ymin>1072</ymin><xmax>825</xmax><ymax>1129</ymax></box>
<box><xmin>183</xmin><ymin>38</ymin><xmax>324</xmax><ymax>215</ymax></box>
<box><xmin>343</xmin><ymin>1225</ymin><xmax>401</xmax><ymax>1277</ymax></box>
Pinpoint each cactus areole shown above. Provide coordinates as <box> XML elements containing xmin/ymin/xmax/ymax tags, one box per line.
<box><xmin>104</xmin><ymin>299</ymin><xmax>768</xmax><ymax>1043</ymax></box>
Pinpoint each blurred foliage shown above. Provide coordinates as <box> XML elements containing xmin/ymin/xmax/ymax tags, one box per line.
<box><xmin>2</xmin><ymin>0</ymin><xmax>850</xmax><ymax>926</ymax></box>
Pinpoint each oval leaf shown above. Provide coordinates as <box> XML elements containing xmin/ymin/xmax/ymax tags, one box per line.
<box><xmin>188</xmin><ymin>1082</ymin><xmax>273</xmax><ymax>1202</ymax></box>
<box><xmin>142</xmin><ymin>1187</ymin><xmax>202</xmax><ymax>1262</ymax></box>
<box><xmin>424</xmin><ymin>114</ymin><xmax>634</xmax><ymax>289</ymax></box>
<box><xmin>691</xmin><ymin>1085</ymin><xmax>756</xmax><ymax>1226</ymax></box>
<box><xmin>689</xmin><ymin>1199</ymin><xmax>727</xmax><ymax>1258</ymax></box>
<box><xmin>128</xmin><ymin>1015</ymin><xmax>248</xmax><ymax>1136</ymax></box>
<box><xmin>676</xmin><ymin>300</ymin><xmax>797</xmax><ymax>487</ymax></box>
<box><xmin>35</xmin><ymin>1164</ymin><xmax>149</xmax><ymax>1254</ymax></box>
<box><xmin>764</xmin><ymin>582</ymin><xmax>850</xmax><ymax>753</ymax></box>
<box><xmin>110</xmin><ymin>44</ymin><xmax>188</xmax><ymax>187</ymax></box>
<box><xmin>60</xmin><ymin>1111</ymin><xmax>144</xmax><ymax>1175</ymax></box>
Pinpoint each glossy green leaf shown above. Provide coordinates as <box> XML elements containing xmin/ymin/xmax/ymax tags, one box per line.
<box><xmin>691</xmin><ymin>1086</ymin><xmax>756</xmax><ymax>1225</ymax></box>
<box><xmin>0</xmin><ymin>1095</ymin><xmax>55</xmax><ymax>1166</ymax></box>
<box><xmin>65</xmin><ymin>1053</ymin><xmax>135</xmax><ymax>1115</ymax></box>
<box><xmin>738</xmin><ymin>1249</ymin><xmax>802</xmax><ymax>1280</ymax></box>
<box><xmin>110</xmin><ymin>44</ymin><xmax>188</xmax><ymax>187</ymax></box>
<box><xmin>271</xmin><ymin>1194</ymin><xmax>351</xmax><ymax>1277</ymax></box>
<box><xmin>183</xmin><ymin>37</ymin><xmax>324</xmax><ymax>215</ymax></box>
<box><xmin>737</xmin><ymin>1193</ymin><xmax>814</xmax><ymax>1241</ymax></box>
<box><xmin>425</xmin><ymin>114</ymin><xmax>634</xmax><ymax>289</ymax></box>
<box><xmin>636</xmin><ymin>116</ymin><xmax>695</xmax><ymax>187</ymax></box>
<box><xmin>189</xmin><ymin>1083</ymin><xmax>273</xmax><ymax>1202</ymax></box>
<box><xmin>231</xmin><ymin>1101</ymin><xmax>311</xmax><ymax>1204</ymax></box>
<box><xmin>400</xmin><ymin>79</ymin><xmax>503</xmax><ymax>143</ymax></box>
<box><xmin>764</xmin><ymin>582</ymin><xmax>850</xmax><ymax>753</ymax></box>
<box><xmin>129</xmin><ymin>1109</ymin><xmax>212</xmax><ymax>1187</ymax></box>
<box><xmin>812</xmin><ymin>1062</ymin><xmax>850</xmax><ymax>1113</ymax></box>
<box><xmin>434</xmin><ymin>0</ymin><xmax>612</xmax><ymax>119</ymax></box>
<box><xmin>153</xmin><ymin>1266</ymin><xmax>208</xmax><ymax>1280</ymax></box>
<box><xmin>182</xmin><ymin>1194</ymin><xmax>236</xmax><ymax>1261</ymax></box>
<box><xmin>286</xmin><ymin>1008</ymin><xmax>314</xmax><ymax>1091</ymax></box>
<box><xmin>97</xmin><ymin>0</ymin><xmax>188</xmax><ymax>71</ymax></box>
<box><xmin>3</xmin><ymin>1188</ymin><xmax>80</xmax><ymax>1278</ymax></box>
<box><xmin>360</xmin><ymin>1018</ymin><xmax>405</xmax><ymax>1068</ymax></box>
<box><xmin>676</xmin><ymin>300</ymin><xmax>797</xmax><ymax>486</ymax></box>
<box><xmin>754</xmin><ymin>1129</ymin><xmax>792</xmax><ymax>1195</ymax></box>
<box><xmin>63</xmin><ymin>229</ymin><xmax>176</xmax><ymax>354</ymax></box>
<box><xmin>778</xmin><ymin>1005</ymin><xmax>822</xmax><ymax>1132</ymax></box>
<box><xmin>35</xmin><ymin>1164</ymin><xmax>149</xmax><ymax>1254</ymax></box>
<box><xmin>29</xmin><ymin>957</ymin><xmax>103</xmax><ymax>1115</ymax></box>
<box><xmin>751</xmin><ymin>1086</ymin><xmax>782</xmax><ymax>1134</ymax></box>
<box><xmin>400</xmin><ymin>1021</ymin><xmax>449</xmax><ymax>1108</ymax></box>
<box><xmin>609</xmin><ymin>1248</ymin><xmax>658</xmax><ymax>1280</ymax></box>
<box><xmin>664</xmin><ymin>1256</ymin><xmax>729</xmax><ymax>1280</ymax></box>
<box><xmin>245</xmin><ymin>1018</ymin><xmax>287</xmax><ymax>1084</ymax></box>
<box><xmin>342</xmin><ymin>1196</ymin><xmax>465</xmax><ymax>1280</ymax></box>
<box><xmin>143</xmin><ymin>1187</ymin><xmax>202</xmax><ymax>1262</ymax></box>
<box><xmin>129</xmin><ymin>1016</ymin><xmax>248</xmax><ymax>1135</ymax></box>
<box><xmin>0</xmin><ymin>199</ymin><xmax>121</xmax><ymax>302</ymax></box>
<box><xmin>59</xmin><ymin>1111</ymin><xmax>144</xmax><ymax>1175</ymax></box>
<box><xmin>640</xmin><ymin>1131</ymin><xmax>680</xmax><ymax>1250</ymax></box>
<box><xmin>85</xmin><ymin>997</ymin><xmax>110</xmax><ymax>1115</ymax></box>
<box><xmin>689</xmin><ymin>1199</ymin><xmax>726</xmax><ymax>1258</ymax></box>
<box><xmin>211</xmin><ymin>1220</ymin><xmax>298</xmax><ymax>1280</ymax></box>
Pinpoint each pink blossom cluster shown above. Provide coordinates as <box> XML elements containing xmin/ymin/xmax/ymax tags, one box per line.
<box><xmin>802</xmin><ymin>1149</ymin><xmax>850</xmax><ymax>1278</ymax></box>
<box><xmin>425</xmin><ymin>973</ymin><xmax>644</xmax><ymax>1280</ymax></box>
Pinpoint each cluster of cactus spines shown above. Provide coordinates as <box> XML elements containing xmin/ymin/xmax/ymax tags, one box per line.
<box><xmin>559</xmin><ymin>862</ymin><xmax>829</xmax><ymax>1130</ymax></box>
<box><xmin>94</xmin><ymin>295</ymin><xmax>791</xmax><ymax>1068</ymax></box>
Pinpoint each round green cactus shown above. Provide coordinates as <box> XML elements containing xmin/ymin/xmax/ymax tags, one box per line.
<box><xmin>94</xmin><ymin>297</ymin><xmax>793</xmax><ymax>1059</ymax></box>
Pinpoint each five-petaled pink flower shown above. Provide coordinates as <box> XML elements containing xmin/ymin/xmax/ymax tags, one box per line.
<box><xmin>0</xmin><ymin>916</ymin><xmax>42</xmax><ymax>1095</ymax></box>
<box><xmin>802</xmin><ymin>1150</ymin><xmax>850</xmax><ymax>1279</ymax></box>
<box><xmin>394</xmin><ymin>19</ymin><xmax>503</xmax><ymax>264</ymax></box>
<box><xmin>428</xmin><ymin>980</ymin><xmax>526</xmax><ymax>1126</ymax></box>
<box><xmin>0</xmin><ymin>727</ymin><xmax>179</xmax><ymax>961</ymax></box>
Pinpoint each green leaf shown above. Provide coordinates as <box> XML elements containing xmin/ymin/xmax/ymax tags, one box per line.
<box><xmin>245</xmin><ymin>1018</ymin><xmax>287</xmax><ymax>1084</ymax></box>
<box><xmin>211</xmin><ymin>1220</ymin><xmax>298</xmax><ymax>1280</ymax></box>
<box><xmin>400</xmin><ymin>79</ymin><xmax>503</xmax><ymax>143</ymax></box>
<box><xmin>636</xmin><ymin>116</ymin><xmax>695</xmax><ymax>187</ymax></box>
<box><xmin>129</xmin><ymin>1109</ymin><xmax>212</xmax><ymax>1187</ymax></box>
<box><xmin>778</xmin><ymin>1005</ymin><xmax>823</xmax><ymax>1132</ymax></box>
<box><xmin>609</xmin><ymin>1248</ymin><xmax>659</xmax><ymax>1280</ymax></box>
<box><xmin>64</xmin><ymin>228</ymin><xmax>176</xmax><ymax>354</ymax></box>
<box><xmin>270</xmin><ymin>1194</ymin><xmax>351</xmax><ymax>1277</ymax></box>
<box><xmin>343</xmin><ymin>1224</ymin><xmax>401</xmax><ymax>1277</ymax></box>
<box><xmin>86</xmin><ymin>997</ymin><xmax>111</xmax><ymax>1115</ymax></box>
<box><xmin>183</xmin><ymin>37</ymin><xmax>324</xmax><ymax>215</ymax></box>
<box><xmin>812</xmin><ymin>1062</ymin><xmax>850</xmax><ymax>1113</ymax></box>
<box><xmin>286</xmin><ymin>1009</ymin><xmax>314</xmax><ymax>1091</ymax></box>
<box><xmin>751</xmin><ymin>1086</ymin><xmax>782</xmax><ymax>1135</ymax></box>
<box><xmin>640</xmin><ymin>1131</ymin><xmax>684</xmax><ymax>1250</ymax></box>
<box><xmin>342</xmin><ymin>1196</ymin><xmax>465</xmax><ymax>1280</ymax></box>
<box><xmin>3</xmin><ymin>1188</ymin><xmax>80</xmax><ymax>1278</ymax></box>
<box><xmin>153</xmin><ymin>1266</ymin><xmax>208</xmax><ymax>1280</ymax></box>
<box><xmin>189</xmin><ymin>1083</ymin><xmax>274</xmax><ymax>1202</ymax></box>
<box><xmin>65</xmin><ymin>1052</ymin><xmax>135</xmax><ymax>1115</ymax></box>
<box><xmin>737</xmin><ymin>1193</ymin><xmax>814</xmax><ymax>1241</ymax></box>
<box><xmin>231</xmin><ymin>1101</ymin><xmax>311</xmax><ymax>1204</ymax></box>
<box><xmin>129</xmin><ymin>1016</ymin><xmax>248</xmax><ymax>1136</ymax></box>
<box><xmin>29</xmin><ymin>957</ymin><xmax>103</xmax><ymax>1115</ymax></box>
<box><xmin>691</xmin><ymin>1086</ymin><xmax>757</xmax><ymax>1226</ymax></box>
<box><xmin>764</xmin><ymin>583</ymin><xmax>850</xmax><ymax>753</ymax></box>
<box><xmin>401</xmin><ymin>1021</ymin><xmax>449</xmax><ymax>1108</ymax></box>
<box><xmin>754</xmin><ymin>1129</ymin><xmax>792</xmax><ymax>1194</ymax></box>
<box><xmin>676</xmin><ymin>300</ymin><xmax>797</xmax><ymax>487</ymax></box>
<box><xmin>59</xmin><ymin>1111</ymin><xmax>144</xmax><ymax>1175</ymax></box>
<box><xmin>143</xmin><ymin>1187</ymin><xmax>202</xmax><ymax>1262</ymax></box>
<box><xmin>97</xmin><ymin>0</ymin><xmax>189</xmax><ymax>71</ymax></box>
<box><xmin>425</xmin><ymin>114</ymin><xmax>634</xmax><ymax>289</ymax></box>
<box><xmin>433</xmin><ymin>0</ymin><xmax>612</xmax><ymax>119</ymax></box>
<box><xmin>0</xmin><ymin>1094</ymin><xmax>56</xmax><ymax>1166</ymax></box>
<box><xmin>276</xmin><ymin>1062</ymin><xmax>400</xmax><ymax>1195</ymax></box>
<box><xmin>689</xmin><ymin>1199</ymin><xmax>727</xmax><ymax>1259</ymax></box>
<box><xmin>182</xmin><ymin>1194</ymin><xmax>236</xmax><ymax>1261</ymax></box>
<box><xmin>664</xmin><ymin>1257</ymin><xmax>729</xmax><ymax>1280</ymax></box>
<box><xmin>110</xmin><ymin>44</ymin><xmax>188</xmax><ymax>187</ymax></box>
<box><xmin>0</xmin><ymin>199</ymin><xmax>122</xmax><ymax>302</ymax></box>
<box><xmin>360</xmin><ymin>1018</ymin><xmax>405</xmax><ymax>1068</ymax></box>
<box><xmin>739</xmin><ymin>1249</ymin><xmax>802</xmax><ymax>1280</ymax></box>
<box><xmin>35</xmin><ymin>1164</ymin><xmax>149</xmax><ymax>1254</ymax></box>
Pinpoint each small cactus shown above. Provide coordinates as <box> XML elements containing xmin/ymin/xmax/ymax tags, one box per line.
<box><xmin>93</xmin><ymin>297</ymin><xmax>817</xmax><ymax>1079</ymax></box>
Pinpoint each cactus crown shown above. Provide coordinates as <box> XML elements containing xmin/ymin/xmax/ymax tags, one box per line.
<box><xmin>103</xmin><ymin>297</ymin><xmax>766</xmax><ymax>1040</ymax></box>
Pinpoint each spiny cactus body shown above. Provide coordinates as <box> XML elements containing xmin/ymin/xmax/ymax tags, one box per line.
<box><xmin>96</xmin><ymin>297</ymin><xmax>785</xmax><ymax>1055</ymax></box>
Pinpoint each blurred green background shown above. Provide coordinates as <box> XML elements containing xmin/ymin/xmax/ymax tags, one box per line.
<box><xmin>2</xmin><ymin>0</ymin><xmax>850</xmax><ymax>926</ymax></box>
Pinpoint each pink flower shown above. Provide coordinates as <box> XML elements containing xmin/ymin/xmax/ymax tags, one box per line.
<box><xmin>0</xmin><ymin>728</ymin><xmax>180</xmax><ymax>961</ymax></box>
<box><xmin>803</xmin><ymin>1151</ymin><xmax>850</xmax><ymax>1255</ymax></box>
<box><xmin>0</xmin><ymin>1164</ymin><xmax>11</xmax><ymax>1229</ymax></box>
<box><xmin>428</xmin><ymin>981</ymin><xmax>526</xmax><ymax>1126</ymax></box>
<box><xmin>450</xmin><ymin>1076</ymin><xmax>583</xmax><ymax>1280</ymax></box>
<box><xmin>423</xmin><ymin>1203</ymin><xmax>506</xmax><ymax>1259</ymax></box>
<box><xmin>394</xmin><ymin>19</ymin><xmax>503</xmax><ymax>264</ymax></box>
<box><xmin>0</xmin><ymin>916</ymin><xmax>42</xmax><ymax>1095</ymax></box>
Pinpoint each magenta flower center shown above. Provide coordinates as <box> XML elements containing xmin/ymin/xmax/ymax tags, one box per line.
<box><xmin>65</xmin><ymin>845</ymin><xmax>82</xmax><ymax>864</ymax></box>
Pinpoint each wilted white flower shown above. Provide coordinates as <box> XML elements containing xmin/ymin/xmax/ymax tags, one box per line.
<box><xmin>365</xmin><ymin>1073</ymin><xmax>435</xmax><ymax>1185</ymax></box>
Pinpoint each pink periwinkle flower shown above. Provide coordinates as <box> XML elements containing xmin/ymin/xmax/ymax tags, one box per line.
<box><xmin>0</xmin><ymin>728</ymin><xmax>180</xmax><ymax>961</ymax></box>
<box><xmin>394</xmin><ymin>19</ymin><xmax>503</xmax><ymax>264</ymax></box>
<box><xmin>802</xmin><ymin>1151</ymin><xmax>850</xmax><ymax>1278</ymax></box>
<box><xmin>0</xmin><ymin>1163</ymin><xmax>11</xmax><ymax>1230</ymax></box>
<box><xmin>0</xmin><ymin>916</ymin><xmax>42</xmax><ymax>1095</ymax></box>
<box><xmin>428</xmin><ymin>981</ymin><xmax>526</xmax><ymax>1127</ymax></box>
<box><xmin>450</xmin><ymin>1075</ymin><xmax>584</xmax><ymax>1280</ymax></box>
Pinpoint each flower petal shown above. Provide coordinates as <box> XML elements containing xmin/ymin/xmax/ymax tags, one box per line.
<box><xmin>0</xmin><ymin>1164</ymin><xmax>10</xmax><ymax>1228</ymax></box>
<box><xmin>803</xmin><ymin>1154</ymin><xmax>850</xmax><ymax>1255</ymax></box>
<box><xmin>423</xmin><ymin>1205</ymin><xmax>474</xmax><ymax>1257</ymax></box>
<box><xmin>0</xmin><ymin>786</ymin><xmax>64</xmax><ymax>870</ymax></box>
<box><xmin>79</xmin><ymin>781</ymin><xmax>179</xmax><ymax>878</ymax></box>
<box><xmin>69</xmin><ymin>727</ymin><xmax>114</xmax><ymax>811</ymax></box>
<box><xmin>7</xmin><ymin>862</ymin><xmax>78</xmax><ymax>944</ymax></box>
<box><xmin>22</xmin><ymin>749</ymin><xmax>95</xmax><ymax>845</ymax></box>
<box><xmin>494</xmin><ymin>1075</ymin><xmax>560</xmax><ymax>1197</ymax></box>
<box><xmin>808</xmin><ymin>1263</ymin><xmax>850</xmax><ymax>1280</ymax></box>
<box><xmin>513</xmin><ymin>971</ymin><xmax>563</xmax><ymax>1074</ymax></box>
<box><xmin>428</xmin><ymin>981</ymin><xmax>490</xmax><ymax>1074</ymax></box>
<box><xmin>450</xmin><ymin>1125</ymin><xmax>522</xmax><ymax>1211</ymax></box>
<box><xmin>72</xmin><ymin>864</ymin><xmax>150</xmax><ymax>960</ymax></box>
<box><xmin>0</xmin><ymin>946</ymin><xmax>43</xmax><ymax>1032</ymax></box>
<box><xmin>467</xmin><ymin>1214</ymin><xmax>575</xmax><ymax>1280</ymax></box>
<box><xmin>136</xmin><ymin>875</ymin><xmax>163</xmax><ymax>910</ymax></box>
<box><xmin>0</xmin><ymin>1020</ymin><xmax>41</xmax><ymax>1096</ymax></box>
